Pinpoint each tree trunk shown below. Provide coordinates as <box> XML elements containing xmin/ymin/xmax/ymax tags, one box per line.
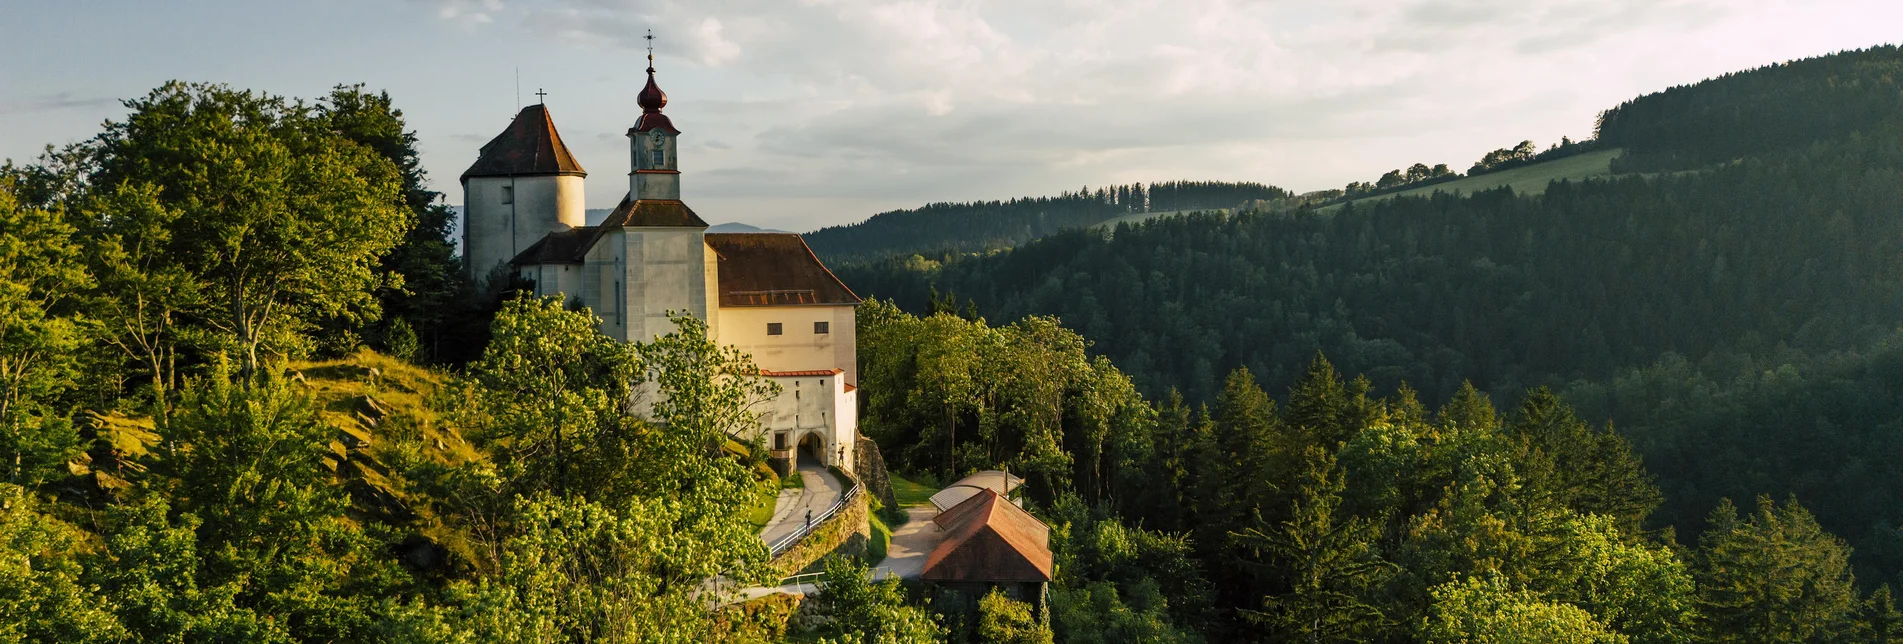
<box><xmin>233</xmin><ymin>276</ymin><xmax>255</xmax><ymax>384</ymax></box>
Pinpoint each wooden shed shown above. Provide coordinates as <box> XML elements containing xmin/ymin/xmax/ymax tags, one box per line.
<box><xmin>921</xmin><ymin>488</ymin><xmax>1053</xmax><ymax>619</ymax></box>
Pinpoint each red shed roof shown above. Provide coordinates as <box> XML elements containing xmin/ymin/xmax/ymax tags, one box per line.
<box><xmin>461</xmin><ymin>104</ymin><xmax>587</xmax><ymax>182</ymax></box>
<box><xmin>921</xmin><ymin>489</ymin><xmax>1053</xmax><ymax>583</ymax></box>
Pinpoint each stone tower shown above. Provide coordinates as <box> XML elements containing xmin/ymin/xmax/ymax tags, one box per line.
<box><xmin>460</xmin><ymin>103</ymin><xmax>587</xmax><ymax>296</ymax></box>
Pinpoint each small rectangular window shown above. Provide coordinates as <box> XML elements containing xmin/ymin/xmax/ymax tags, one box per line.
<box><xmin>501</xmin><ymin>185</ymin><xmax>514</xmax><ymax>204</ymax></box>
<box><xmin>767</xmin><ymin>323</ymin><xmax>782</xmax><ymax>336</ymax></box>
<box><xmin>773</xmin><ymin>432</ymin><xmax>786</xmax><ymax>450</ymax></box>
<box><xmin>650</xmin><ymin>149</ymin><xmax>664</xmax><ymax>166</ymax></box>
<box><xmin>814</xmin><ymin>321</ymin><xmax>830</xmax><ymax>334</ymax></box>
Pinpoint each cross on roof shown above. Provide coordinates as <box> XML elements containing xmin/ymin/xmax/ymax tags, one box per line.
<box><xmin>534</xmin><ymin>88</ymin><xmax>547</xmax><ymax>103</ymax></box>
<box><xmin>645</xmin><ymin>29</ymin><xmax>655</xmax><ymax>64</ymax></box>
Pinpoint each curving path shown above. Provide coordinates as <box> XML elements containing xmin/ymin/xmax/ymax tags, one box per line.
<box><xmin>759</xmin><ymin>457</ymin><xmax>844</xmax><ymax>549</ymax></box>
<box><xmin>872</xmin><ymin>505</ymin><xmax>943</xmax><ymax>580</ymax></box>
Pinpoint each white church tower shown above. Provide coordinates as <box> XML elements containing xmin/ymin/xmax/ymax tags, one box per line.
<box><xmin>459</xmin><ymin>102</ymin><xmax>588</xmax><ymax>296</ymax></box>
<box><xmin>583</xmin><ymin>53</ymin><xmax>715</xmax><ymax>342</ymax></box>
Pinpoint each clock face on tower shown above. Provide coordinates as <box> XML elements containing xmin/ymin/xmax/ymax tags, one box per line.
<box><xmin>648</xmin><ymin>129</ymin><xmax>668</xmax><ymax>147</ymax></box>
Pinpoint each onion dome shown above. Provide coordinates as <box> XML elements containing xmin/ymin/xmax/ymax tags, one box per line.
<box><xmin>631</xmin><ymin>63</ymin><xmax>678</xmax><ymax>134</ymax></box>
<box><xmin>638</xmin><ymin>66</ymin><xmax>667</xmax><ymax>112</ymax></box>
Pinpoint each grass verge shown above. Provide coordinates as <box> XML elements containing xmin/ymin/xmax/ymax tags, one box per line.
<box><xmin>889</xmin><ymin>473</ymin><xmax>938</xmax><ymax>508</ymax></box>
<box><xmin>866</xmin><ymin>511</ymin><xmax>892</xmax><ymax>566</ymax></box>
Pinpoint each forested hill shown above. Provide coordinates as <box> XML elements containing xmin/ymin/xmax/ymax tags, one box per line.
<box><xmin>843</xmin><ymin>44</ymin><xmax>1903</xmax><ymax>405</ymax></box>
<box><xmin>802</xmin><ymin>180</ymin><xmax>1287</xmax><ymax>264</ymax></box>
<box><xmin>1599</xmin><ymin>44</ymin><xmax>1903</xmax><ymax>172</ymax></box>
<box><xmin>837</xmin><ymin>45</ymin><xmax>1903</xmax><ymax>584</ymax></box>
<box><xmin>843</xmin><ymin>139</ymin><xmax>1903</xmax><ymax>404</ymax></box>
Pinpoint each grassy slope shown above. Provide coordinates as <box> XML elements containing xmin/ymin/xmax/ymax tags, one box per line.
<box><xmin>1325</xmin><ymin>148</ymin><xmax>1623</xmax><ymax>212</ymax></box>
<box><xmin>888</xmin><ymin>473</ymin><xmax>939</xmax><ymax>508</ymax></box>
<box><xmin>1081</xmin><ymin>150</ymin><xmax>1618</xmax><ymax>232</ymax></box>
<box><xmin>287</xmin><ymin>349</ymin><xmax>495</xmax><ymax>566</ymax></box>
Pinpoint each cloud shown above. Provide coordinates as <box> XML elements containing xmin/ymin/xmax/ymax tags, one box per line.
<box><xmin>418</xmin><ymin>0</ymin><xmax>1902</xmax><ymax>228</ymax></box>
<box><xmin>0</xmin><ymin>93</ymin><xmax>118</xmax><ymax>116</ymax></box>
<box><xmin>427</xmin><ymin>0</ymin><xmax>505</xmax><ymax>27</ymax></box>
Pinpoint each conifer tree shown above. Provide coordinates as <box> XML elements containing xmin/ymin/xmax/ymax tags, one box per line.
<box><xmin>1696</xmin><ymin>496</ymin><xmax>1859</xmax><ymax>642</ymax></box>
<box><xmin>1238</xmin><ymin>446</ymin><xmax>1393</xmax><ymax>643</ymax></box>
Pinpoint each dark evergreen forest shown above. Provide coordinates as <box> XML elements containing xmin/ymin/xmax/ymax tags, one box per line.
<box><xmin>803</xmin><ymin>180</ymin><xmax>1289</xmax><ymax>264</ymax></box>
<box><xmin>839</xmin><ymin>45</ymin><xmax>1903</xmax><ymax>590</ymax></box>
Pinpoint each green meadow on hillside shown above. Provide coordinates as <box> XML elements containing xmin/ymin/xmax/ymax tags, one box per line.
<box><xmin>1326</xmin><ymin>147</ymin><xmax>1623</xmax><ymax>210</ymax></box>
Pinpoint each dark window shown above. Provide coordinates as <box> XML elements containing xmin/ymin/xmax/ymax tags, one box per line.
<box><xmin>814</xmin><ymin>321</ymin><xmax>830</xmax><ymax>334</ymax></box>
<box><xmin>501</xmin><ymin>185</ymin><xmax>513</xmax><ymax>204</ymax></box>
<box><xmin>767</xmin><ymin>323</ymin><xmax>783</xmax><ymax>335</ymax></box>
<box><xmin>773</xmin><ymin>432</ymin><xmax>786</xmax><ymax>450</ymax></box>
<box><xmin>650</xmin><ymin>149</ymin><xmax>664</xmax><ymax>166</ymax></box>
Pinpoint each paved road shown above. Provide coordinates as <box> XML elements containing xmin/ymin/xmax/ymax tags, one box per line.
<box><xmin>759</xmin><ymin>458</ymin><xmax>843</xmax><ymax>549</ymax></box>
<box><xmin>873</xmin><ymin>505</ymin><xmax>944</xmax><ymax>580</ymax></box>
<box><xmin>721</xmin><ymin>490</ymin><xmax>947</xmax><ymax>606</ymax></box>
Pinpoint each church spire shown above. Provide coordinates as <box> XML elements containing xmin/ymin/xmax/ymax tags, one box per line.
<box><xmin>631</xmin><ymin>29</ymin><xmax>676</xmax><ymax>133</ymax></box>
<box><xmin>637</xmin><ymin>29</ymin><xmax>668</xmax><ymax>114</ymax></box>
<box><xmin>629</xmin><ymin>29</ymin><xmax>681</xmax><ymax>201</ymax></box>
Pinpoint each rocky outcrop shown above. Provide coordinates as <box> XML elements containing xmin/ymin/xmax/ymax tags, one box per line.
<box><xmin>854</xmin><ymin>434</ymin><xmax>898</xmax><ymax>513</ymax></box>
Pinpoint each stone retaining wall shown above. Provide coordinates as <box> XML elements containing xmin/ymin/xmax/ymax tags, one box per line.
<box><xmin>770</xmin><ymin>486</ymin><xmax>870</xmax><ymax>576</ymax></box>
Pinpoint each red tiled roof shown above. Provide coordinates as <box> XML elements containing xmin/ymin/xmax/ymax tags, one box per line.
<box><xmin>760</xmin><ymin>369</ymin><xmax>844</xmax><ymax>377</ymax></box>
<box><xmin>843</xmin><ymin>383</ymin><xmax>857</xmax><ymax>393</ymax></box>
<box><xmin>704</xmin><ymin>233</ymin><xmax>862</xmax><ymax>307</ymax></box>
<box><xmin>921</xmin><ymin>489</ymin><xmax>1053</xmax><ymax>583</ymax></box>
<box><xmin>461</xmin><ymin>104</ymin><xmax>587</xmax><ymax>182</ymax></box>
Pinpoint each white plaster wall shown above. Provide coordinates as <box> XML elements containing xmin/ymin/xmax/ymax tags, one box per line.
<box><xmin>621</xmin><ymin>228</ymin><xmax>708</xmax><ymax>342</ymax></box>
<box><xmin>716</xmin><ymin>305</ymin><xmax>858</xmax><ymax>383</ymax></box>
<box><xmin>462</xmin><ymin>174</ymin><xmax>585</xmax><ymax>292</ymax></box>
<box><xmin>630</xmin><ymin>129</ymin><xmax>680</xmax><ymax>200</ymax></box>
<box><xmin>834</xmin><ymin>386</ymin><xmax>858</xmax><ymax>472</ymax></box>
<box><xmin>633</xmin><ymin>172</ymin><xmax>680</xmax><ymax>201</ymax></box>
<box><xmin>521</xmin><ymin>263</ymin><xmax>583</xmax><ymax>306</ymax></box>
<box><xmin>584</xmin><ymin>230</ymin><xmax>626</xmax><ymax>339</ymax></box>
<box><xmin>758</xmin><ymin>374</ymin><xmax>850</xmax><ymax>470</ymax></box>
<box><xmin>702</xmin><ymin>242</ymin><xmax>722</xmax><ymax>340</ymax></box>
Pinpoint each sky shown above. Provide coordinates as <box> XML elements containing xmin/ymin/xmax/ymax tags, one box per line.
<box><xmin>1</xmin><ymin>1</ymin><xmax>1898</xmax><ymax>233</ymax></box>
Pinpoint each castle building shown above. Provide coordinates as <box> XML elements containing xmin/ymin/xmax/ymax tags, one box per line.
<box><xmin>460</xmin><ymin>60</ymin><xmax>861</xmax><ymax>473</ymax></box>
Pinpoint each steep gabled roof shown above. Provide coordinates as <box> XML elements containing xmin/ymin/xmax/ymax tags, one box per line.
<box><xmin>922</xmin><ymin>489</ymin><xmax>1053</xmax><ymax>583</ymax></box>
<box><xmin>508</xmin><ymin>193</ymin><xmax>709</xmax><ymax>266</ymax></box>
<box><xmin>704</xmin><ymin>233</ymin><xmax>862</xmax><ymax>307</ymax></box>
<box><xmin>597</xmin><ymin>193</ymin><xmax>708</xmax><ymax>228</ymax></box>
<box><xmin>461</xmin><ymin>104</ymin><xmax>587</xmax><ymax>182</ymax></box>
